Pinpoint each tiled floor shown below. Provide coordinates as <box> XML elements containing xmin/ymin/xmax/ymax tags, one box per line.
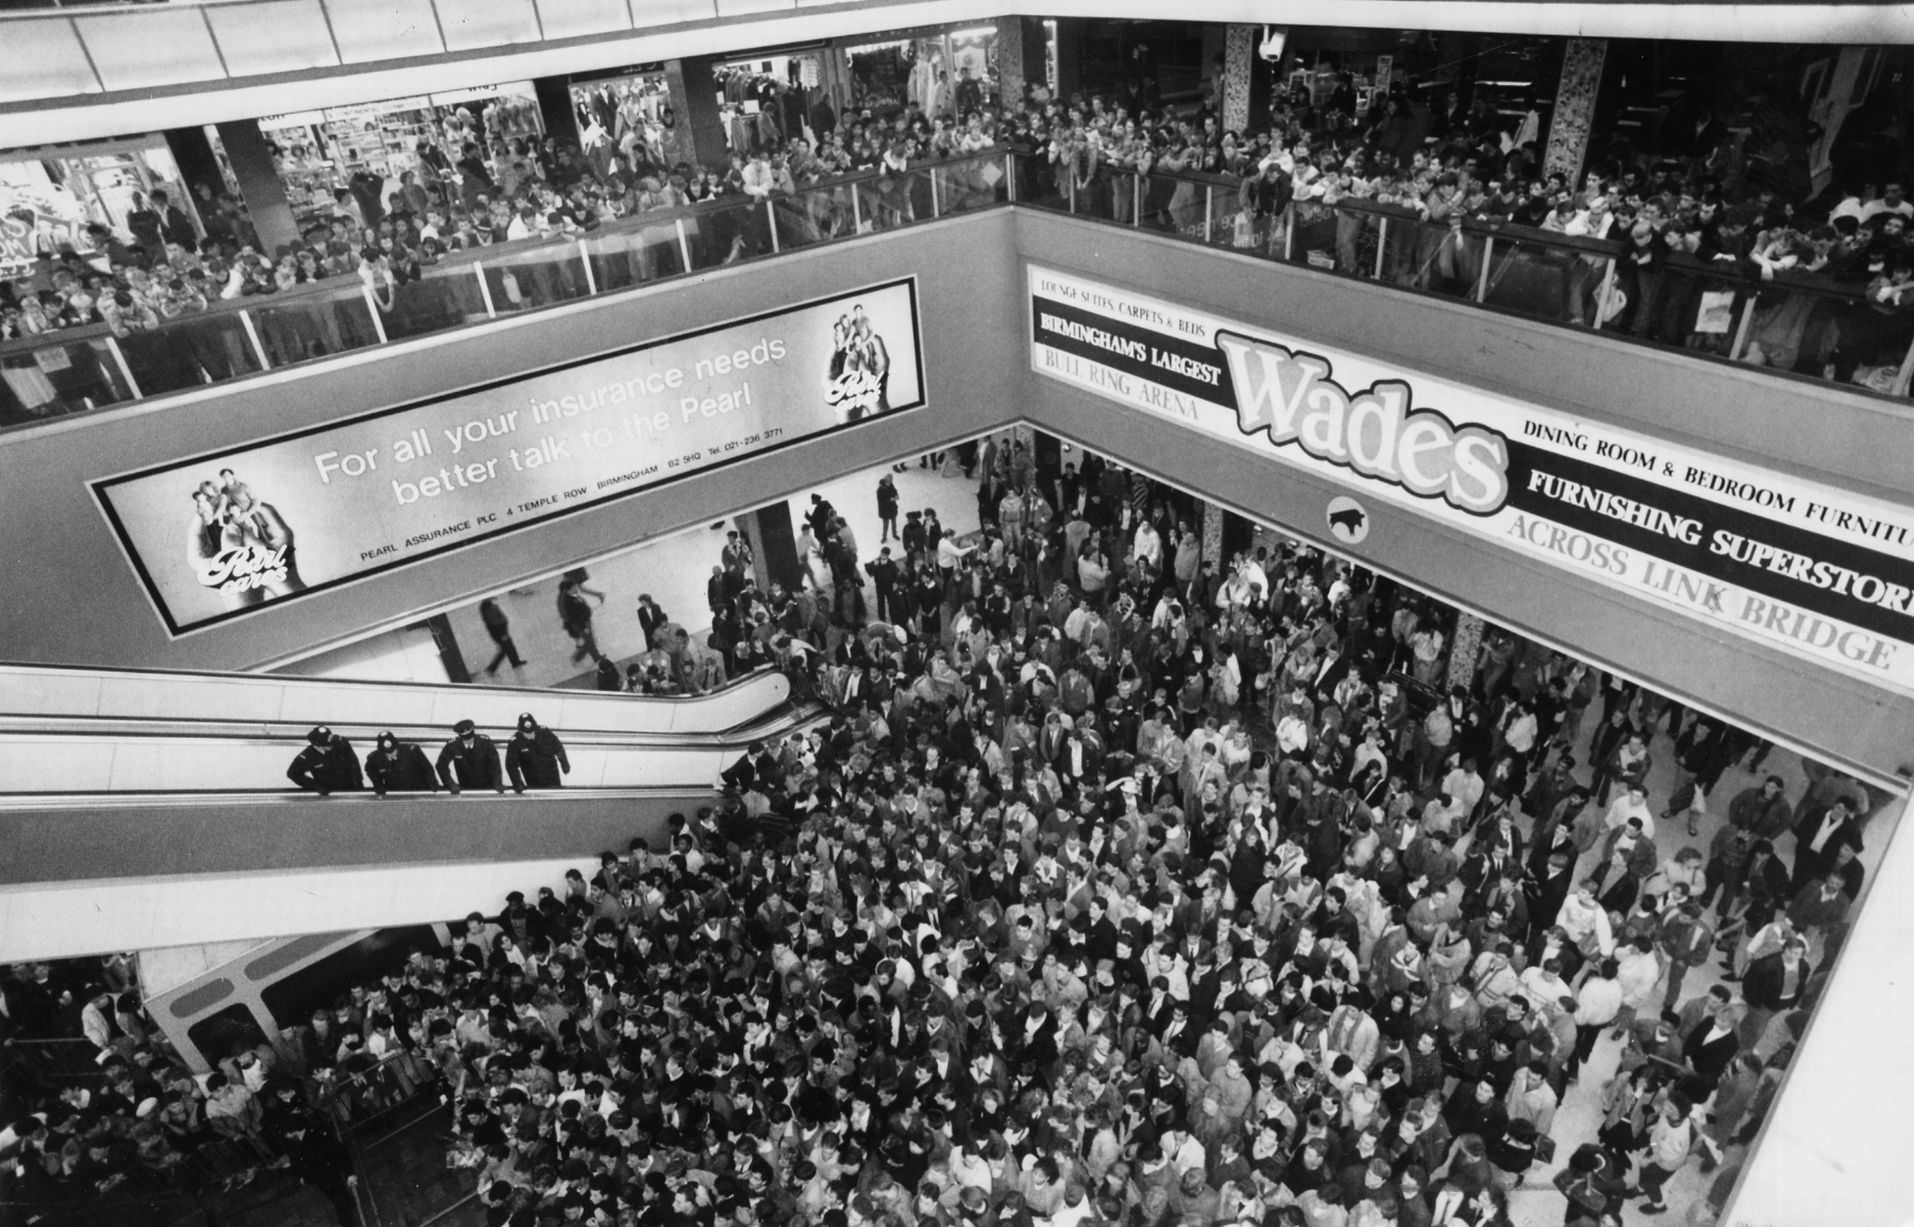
<box><xmin>542</xmin><ymin>443</ymin><xmax>990</xmax><ymax>690</ymax></box>
<box><xmin>1497</xmin><ymin>719</ymin><xmax>1890</xmax><ymax>1226</ymax></box>
<box><xmin>287</xmin><ymin>437</ymin><xmax>997</xmax><ymax>691</ymax></box>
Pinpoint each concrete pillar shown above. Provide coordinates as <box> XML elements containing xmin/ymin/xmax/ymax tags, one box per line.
<box><xmin>1053</xmin><ymin>19</ymin><xmax>1082</xmax><ymax>102</ymax></box>
<box><xmin>668</xmin><ymin>57</ymin><xmax>725</xmax><ymax>170</ymax></box>
<box><xmin>1221</xmin><ymin>24</ymin><xmax>1259</xmax><ymax>133</ymax></box>
<box><xmin>745</xmin><ymin>502</ymin><xmax>801</xmax><ymax>598</ymax></box>
<box><xmin>1447</xmin><ymin>610</ymin><xmax>1485</xmax><ymax>692</ymax></box>
<box><xmin>1543</xmin><ymin>38</ymin><xmax>1608</xmax><ymax>188</ymax></box>
<box><xmin>163</xmin><ymin>126</ymin><xmax>223</xmax><ymax>211</ymax></box>
<box><xmin>214</xmin><ymin>119</ymin><xmax>301</xmax><ymax>256</ymax></box>
<box><xmin>423</xmin><ymin>613</ymin><xmax>471</xmax><ymax>684</ymax></box>
<box><xmin>1201</xmin><ymin>500</ymin><xmax>1225</xmax><ymax>569</ymax></box>
<box><xmin>998</xmin><ymin>18</ymin><xmax>1027</xmax><ymax>108</ymax></box>
<box><xmin>532</xmin><ymin>76</ymin><xmax>577</xmax><ymax>149</ymax></box>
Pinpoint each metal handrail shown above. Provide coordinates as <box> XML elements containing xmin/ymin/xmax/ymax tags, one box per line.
<box><xmin>1016</xmin><ymin>147</ymin><xmax>1914</xmax><ymax>402</ymax></box>
<box><xmin>11</xmin><ymin>141</ymin><xmax>1907</xmax><ymax>428</ymax></box>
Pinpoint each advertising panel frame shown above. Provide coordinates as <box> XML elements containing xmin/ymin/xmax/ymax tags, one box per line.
<box><xmin>92</xmin><ymin>277</ymin><xmax>926</xmax><ymax>638</ymax></box>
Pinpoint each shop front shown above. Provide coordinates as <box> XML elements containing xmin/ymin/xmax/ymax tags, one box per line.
<box><xmin>569</xmin><ymin>63</ymin><xmax>677</xmax><ymax>177</ymax></box>
<box><xmin>710</xmin><ymin>44</ymin><xmax>835</xmax><ymax>155</ymax></box>
<box><xmin>253</xmin><ymin>81</ymin><xmax>544</xmax><ymax>236</ymax></box>
<box><xmin>0</xmin><ymin>136</ymin><xmax>200</xmax><ymax>280</ymax></box>
<box><xmin>841</xmin><ymin>24</ymin><xmax>1001</xmax><ymax>120</ymax></box>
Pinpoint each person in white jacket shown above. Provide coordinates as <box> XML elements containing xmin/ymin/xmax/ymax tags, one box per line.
<box><xmin>1556</xmin><ymin>880</ymin><xmax>1616</xmax><ymax>968</ymax></box>
<box><xmin>1635</xmin><ymin>1091</ymin><xmax>1698</xmax><ymax>1214</ymax></box>
<box><xmin>1612</xmin><ymin>934</ymin><xmax>1664</xmax><ymax>1038</ymax></box>
<box><xmin>1566</xmin><ymin>956</ymin><xmax>1622</xmax><ymax>1080</ymax></box>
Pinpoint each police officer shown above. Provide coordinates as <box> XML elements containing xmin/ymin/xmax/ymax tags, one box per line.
<box><xmin>286</xmin><ymin>726</ymin><xmax>364</xmax><ymax>796</ymax></box>
<box><xmin>504</xmin><ymin>713</ymin><xmax>570</xmax><ymax>793</ymax></box>
<box><xmin>364</xmin><ymin>731</ymin><xmax>437</xmax><ymax>797</ymax></box>
<box><xmin>435</xmin><ymin>720</ymin><xmax>504</xmax><ymax>795</ymax></box>
<box><xmin>265</xmin><ymin>1080</ymin><xmax>361</xmax><ymax>1225</ymax></box>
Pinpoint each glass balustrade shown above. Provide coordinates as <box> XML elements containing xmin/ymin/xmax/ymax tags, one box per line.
<box><xmin>6</xmin><ymin>146</ymin><xmax>1908</xmax><ymax>429</ymax></box>
<box><xmin>247</xmin><ymin>281</ymin><xmax>384</xmax><ymax>370</ymax></box>
<box><xmin>0</xmin><ymin>331</ymin><xmax>133</xmax><ymax>425</ymax></box>
<box><xmin>1022</xmin><ymin>166</ymin><xmax>1914</xmax><ymax>403</ymax></box>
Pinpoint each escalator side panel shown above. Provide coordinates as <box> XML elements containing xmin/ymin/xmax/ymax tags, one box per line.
<box><xmin>0</xmin><ymin>788</ymin><xmax>713</xmax><ymax>887</ymax></box>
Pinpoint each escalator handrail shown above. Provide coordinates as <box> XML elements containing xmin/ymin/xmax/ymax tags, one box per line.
<box><xmin>0</xmin><ymin>705</ymin><xmax>828</xmax><ymax>802</ymax></box>
<box><xmin>0</xmin><ymin>656</ymin><xmax>784</xmax><ymax>700</ymax></box>
<box><xmin>0</xmin><ymin>701</ymin><xmax>816</xmax><ymax>744</ymax></box>
<box><xmin>0</xmin><ymin>660</ymin><xmax>794</xmax><ymax>734</ymax></box>
<box><xmin>0</xmin><ymin>784</ymin><xmax>724</xmax><ymax>809</ymax></box>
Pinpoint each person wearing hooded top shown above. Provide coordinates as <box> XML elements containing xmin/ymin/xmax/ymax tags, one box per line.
<box><xmin>506</xmin><ymin>713</ymin><xmax>571</xmax><ymax>792</ymax></box>
<box><xmin>437</xmin><ymin>719</ymin><xmax>504</xmax><ymax>794</ymax></box>
<box><xmin>364</xmin><ymin>731</ymin><xmax>437</xmax><ymax>797</ymax></box>
<box><xmin>286</xmin><ymin>726</ymin><xmax>364</xmax><ymax>795</ymax></box>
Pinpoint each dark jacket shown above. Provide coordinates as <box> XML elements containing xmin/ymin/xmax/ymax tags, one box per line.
<box><xmin>437</xmin><ymin>734</ymin><xmax>503</xmax><ymax>792</ymax></box>
<box><xmin>365</xmin><ymin>740</ymin><xmax>436</xmax><ymax>795</ymax></box>
<box><xmin>287</xmin><ymin>737</ymin><xmax>364</xmax><ymax>794</ymax></box>
<box><xmin>506</xmin><ymin>727</ymin><xmax>570</xmax><ymax>790</ymax></box>
<box><xmin>1742</xmin><ymin>952</ymin><xmax>1813</xmax><ymax>1014</ymax></box>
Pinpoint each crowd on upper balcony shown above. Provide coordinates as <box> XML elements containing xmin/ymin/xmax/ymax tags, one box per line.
<box><xmin>0</xmin><ymin>99</ymin><xmax>1006</xmax><ymax>359</ymax></box>
<box><xmin>5</xmin><ymin>46</ymin><xmax>1910</xmax><ymax>399</ymax></box>
<box><xmin>1018</xmin><ymin>69</ymin><xmax>1914</xmax><ymax>388</ymax></box>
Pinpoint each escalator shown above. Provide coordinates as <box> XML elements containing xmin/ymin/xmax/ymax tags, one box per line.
<box><xmin>0</xmin><ymin>662</ymin><xmax>819</xmax><ymax>961</ymax></box>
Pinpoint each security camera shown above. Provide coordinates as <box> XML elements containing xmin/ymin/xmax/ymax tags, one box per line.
<box><xmin>1258</xmin><ymin>26</ymin><xmax>1287</xmax><ymax>62</ymax></box>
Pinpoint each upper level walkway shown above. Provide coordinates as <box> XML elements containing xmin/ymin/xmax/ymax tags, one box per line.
<box><xmin>7</xmin><ymin>145</ymin><xmax>1912</xmax><ymax>436</ymax></box>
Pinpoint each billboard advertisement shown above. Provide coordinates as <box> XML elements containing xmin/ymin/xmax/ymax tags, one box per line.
<box><xmin>94</xmin><ymin>279</ymin><xmax>924</xmax><ymax>635</ymax></box>
<box><xmin>1028</xmin><ymin>264</ymin><xmax>1914</xmax><ymax>696</ymax></box>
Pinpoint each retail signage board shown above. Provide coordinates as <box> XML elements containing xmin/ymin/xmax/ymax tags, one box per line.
<box><xmin>1027</xmin><ymin>264</ymin><xmax>1914</xmax><ymax>696</ymax></box>
<box><xmin>94</xmin><ymin>279</ymin><xmax>924</xmax><ymax>636</ymax></box>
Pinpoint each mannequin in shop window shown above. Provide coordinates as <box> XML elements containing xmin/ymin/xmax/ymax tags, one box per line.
<box><xmin>125</xmin><ymin>191</ymin><xmax>164</xmax><ymax>257</ymax></box>
<box><xmin>347</xmin><ymin>170</ymin><xmax>385</xmax><ymax>228</ymax></box>
<box><xmin>415</xmin><ymin>140</ymin><xmax>452</xmax><ymax>205</ymax></box>
<box><xmin>456</xmin><ymin>142</ymin><xmax>495</xmax><ymax>213</ymax></box>
<box><xmin>956</xmin><ymin>65</ymin><xmax>983</xmax><ymax>118</ymax></box>
<box><xmin>496</xmin><ymin>139</ymin><xmax>536</xmax><ymax>200</ymax></box>
<box><xmin>810</xmin><ymin>88</ymin><xmax>838</xmax><ymax>144</ymax></box>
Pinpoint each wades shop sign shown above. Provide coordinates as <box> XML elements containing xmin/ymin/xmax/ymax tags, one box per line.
<box><xmin>1027</xmin><ymin>264</ymin><xmax>1914</xmax><ymax>696</ymax></box>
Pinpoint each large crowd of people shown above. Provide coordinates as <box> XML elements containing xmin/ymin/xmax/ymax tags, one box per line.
<box><xmin>1</xmin><ymin>439</ymin><xmax>1876</xmax><ymax>1227</ymax></box>
<box><xmin>5</xmin><ymin>42</ymin><xmax>1909</xmax><ymax>416</ymax></box>
<box><xmin>1023</xmin><ymin>73</ymin><xmax>1914</xmax><ymax>388</ymax></box>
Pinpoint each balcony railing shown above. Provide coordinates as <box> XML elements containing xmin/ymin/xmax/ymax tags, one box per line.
<box><xmin>1016</xmin><ymin>149</ymin><xmax>1914</xmax><ymax>404</ymax></box>
<box><xmin>0</xmin><ymin>148</ymin><xmax>1015</xmax><ymax>429</ymax></box>
<box><xmin>8</xmin><ymin>144</ymin><xmax>1913</xmax><ymax>432</ymax></box>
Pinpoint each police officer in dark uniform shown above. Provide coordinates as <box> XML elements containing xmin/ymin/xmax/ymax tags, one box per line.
<box><xmin>363</xmin><ymin>731</ymin><xmax>437</xmax><ymax>797</ymax></box>
<box><xmin>435</xmin><ymin>720</ymin><xmax>504</xmax><ymax>795</ymax></box>
<box><xmin>287</xmin><ymin>726</ymin><xmax>364</xmax><ymax>795</ymax></box>
<box><xmin>504</xmin><ymin>714</ymin><xmax>570</xmax><ymax>793</ymax></box>
<box><xmin>265</xmin><ymin>1080</ymin><xmax>361</xmax><ymax>1225</ymax></box>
